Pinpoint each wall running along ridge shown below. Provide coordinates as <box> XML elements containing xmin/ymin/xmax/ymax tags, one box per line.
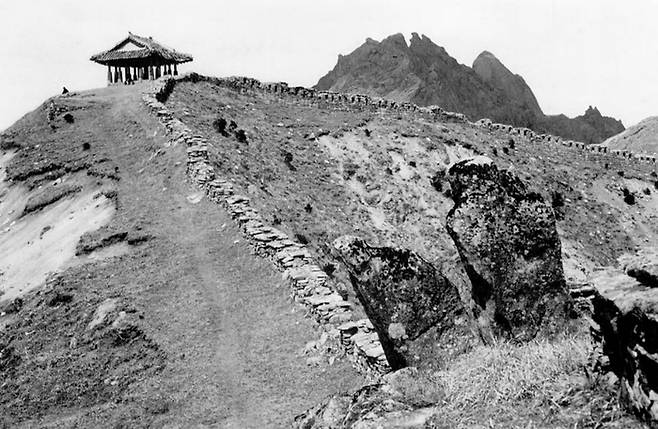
<box><xmin>142</xmin><ymin>76</ymin><xmax>390</xmax><ymax>377</ymax></box>
<box><xmin>178</xmin><ymin>73</ymin><xmax>656</xmax><ymax>166</ymax></box>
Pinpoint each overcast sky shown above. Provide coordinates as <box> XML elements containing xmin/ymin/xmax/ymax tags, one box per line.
<box><xmin>1</xmin><ymin>0</ymin><xmax>657</xmax><ymax>131</ymax></box>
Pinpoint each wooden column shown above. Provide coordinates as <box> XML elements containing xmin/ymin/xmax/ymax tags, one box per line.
<box><xmin>107</xmin><ymin>65</ymin><xmax>113</xmax><ymax>84</ymax></box>
<box><xmin>124</xmin><ymin>67</ymin><xmax>130</xmax><ymax>84</ymax></box>
<box><xmin>155</xmin><ymin>65</ymin><xmax>161</xmax><ymax>79</ymax></box>
<box><xmin>174</xmin><ymin>64</ymin><xmax>178</xmax><ymax>76</ymax></box>
<box><xmin>113</xmin><ymin>67</ymin><xmax>120</xmax><ymax>84</ymax></box>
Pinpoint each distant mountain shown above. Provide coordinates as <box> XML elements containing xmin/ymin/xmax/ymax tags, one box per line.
<box><xmin>600</xmin><ymin>116</ymin><xmax>658</xmax><ymax>154</ymax></box>
<box><xmin>316</xmin><ymin>33</ymin><xmax>624</xmax><ymax>143</ymax></box>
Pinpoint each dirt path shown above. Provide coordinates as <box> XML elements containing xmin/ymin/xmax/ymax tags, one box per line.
<box><xmin>10</xmin><ymin>85</ymin><xmax>362</xmax><ymax>428</ymax></box>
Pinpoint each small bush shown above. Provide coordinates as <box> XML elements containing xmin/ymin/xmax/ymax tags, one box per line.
<box><xmin>617</xmin><ymin>171</ymin><xmax>624</xmax><ymax>177</ymax></box>
<box><xmin>651</xmin><ymin>171</ymin><xmax>657</xmax><ymax>178</ymax></box>
<box><xmin>304</xmin><ymin>203</ymin><xmax>313</xmax><ymax>213</ymax></box>
<box><xmin>430</xmin><ymin>169</ymin><xmax>447</xmax><ymax>193</ymax></box>
<box><xmin>492</xmin><ymin>148</ymin><xmax>498</xmax><ymax>156</ymax></box>
<box><xmin>508</xmin><ymin>138</ymin><xmax>515</xmax><ymax>149</ymax></box>
<box><xmin>294</xmin><ymin>233</ymin><xmax>308</xmax><ymax>245</ymax></box>
<box><xmin>212</xmin><ymin>117</ymin><xmax>227</xmax><ymax>135</ymax></box>
<box><xmin>82</xmin><ymin>142</ymin><xmax>91</xmax><ymax>151</ymax></box>
<box><xmin>228</xmin><ymin>120</ymin><xmax>237</xmax><ymax>132</ymax></box>
<box><xmin>63</xmin><ymin>113</ymin><xmax>74</xmax><ymax>123</ymax></box>
<box><xmin>322</xmin><ymin>263</ymin><xmax>336</xmax><ymax>277</ymax></box>
<box><xmin>655</xmin><ymin>180</ymin><xmax>658</xmax><ymax>190</ymax></box>
<box><xmin>409</xmin><ymin>160</ymin><xmax>417</xmax><ymax>168</ymax></box>
<box><xmin>234</xmin><ymin>129</ymin><xmax>248</xmax><ymax>143</ymax></box>
<box><xmin>364</xmin><ymin>128</ymin><xmax>371</xmax><ymax>137</ymax></box>
<box><xmin>604</xmin><ymin>163</ymin><xmax>609</xmax><ymax>170</ymax></box>
<box><xmin>622</xmin><ymin>187</ymin><xmax>635</xmax><ymax>205</ymax></box>
<box><xmin>502</xmin><ymin>147</ymin><xmax>509</xmax><ymax>155</ymax></box>
<box><xmin>283</xmin><ymin>151</ymin><xmax>296</xmax><ymax>171</ymax></box>
<box><xmin>551</xmin><ymin>191</ymin><xmax>565</xmax><ymax>220</ymax></box>
<box><xmin>643</xmin><ymin>188</ymin><xmax>651</xmax><ymax>195</ymax></box>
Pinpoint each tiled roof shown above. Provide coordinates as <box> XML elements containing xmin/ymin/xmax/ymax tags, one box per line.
<box><xmin>90</xmin><ymin>33</ymin><xmax>193</xmax><ymax>64</ymax></box>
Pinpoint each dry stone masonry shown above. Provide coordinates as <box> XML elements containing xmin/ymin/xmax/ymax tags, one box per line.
<box><xmin>142</xmin><ymin>76</ymin><xmax>389</xmax><ymax>376</ymax></box>
<box><xmin>180</xmin><ymin>73</ymin><xmax>656</xmax><ymax>167</ymax></box>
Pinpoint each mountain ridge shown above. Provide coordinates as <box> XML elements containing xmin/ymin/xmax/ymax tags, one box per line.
<box><xmin>316</xmin><ymin>33</ymin><xmax>624</xmax><ymax>143</ymax></box>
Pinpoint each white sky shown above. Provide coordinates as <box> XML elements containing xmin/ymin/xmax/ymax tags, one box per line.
<box><xmin>1</xmin><ymin>0</ymin><xmax>657</xmax><ymax>131</ymax></box>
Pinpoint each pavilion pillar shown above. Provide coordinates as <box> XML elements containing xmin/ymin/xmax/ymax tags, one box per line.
<box><xmin>114</xmin><ymin>67</ymin><xmax>120</xmax><ymax>84</ymax></box>
<box><xmin>132</xmin><ymin>67</ymin><xmax>137</xmax><ymax>82</ymax></box>
<box><xmin>149</xmin><ymin>65</ymin><xmax>154</xmax><ymax>80</ymax></box>
<box><xmin>167</xmin><ymin>64</ymin><xmax>172</xmax><ymax>75</ymax></box>
<box><xmin>174</xmin><ymin>64</ymin><xmax>178</xmax><ymax>76</ymax></box>
<box><xmin>107</xmin><ymin>65</ymin><xmax>113</xmax><ymax>84</ymax></box>
<box><xmin>124</xmin><ymin>67</ymin><xmax>130</xmax><ymax>84</ymax></box>
<box><xmin>155</xmin><ymin>65</ymin><xmax>161</xmax><ymax>79</ymax></box>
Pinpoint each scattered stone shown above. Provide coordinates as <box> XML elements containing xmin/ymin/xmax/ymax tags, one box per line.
<box><xmin>446</xmin><ymin>156</ymin><xmax>574</xmax><ymax>341</ymax></box>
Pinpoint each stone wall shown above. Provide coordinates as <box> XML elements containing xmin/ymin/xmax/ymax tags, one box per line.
<box><xmin>174</xmin><ymin>73</ymin><xmax>656</xmax><ymax>168</ymax></box>
<box><xmin>142</xmin><ymin>77</ymin><xmax>390</xmax><ymax>377</ymax></box>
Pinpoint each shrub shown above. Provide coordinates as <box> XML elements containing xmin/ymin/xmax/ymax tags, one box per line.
<box><xmin>604</xmin><ymin>163</ymin><xmax>609</xmax><ymax>170</ymax></box>
<box><xmin>617</xmin><ymin>171</ymin><xmax>624</xmax><ymax>177</ymax></box>
<box><xmin>492</xmin><ymin>148</ymin><xmax>498</xmax><ymax>156</ymax></box>
<box><xmin>212</xmin><ymin>117</ymin><xmax>227</xmax><ymax>135</ymax></box>
<box><xmin>228</xmin><ymin>120</ymin><xmax>237</xmax><ymax>132</ymax></box>
<box><xmin>409</xmin><ymin>160</ymin><xmax>417</xmax><ymax>168</ymax></box>
<box><xmin>322</xmin><ymin>263</ymin><xmax>336</xmax><ymax>277</ymax></box>
<box><xmin>643</xmin><ymin>187</ymin><xmax>651</xmax><ymax>195</ymax></box>
<box><xmin>63</xmin><ymin>113</ymin><xmax>74</xmax><ymax>123</ymax></box>
<box><xmin>304</xmin><ymin>203</ymin><xmax>313</xmax><ymax>213</ymax></box>
<box><xmin>622</xmin><ymin>187</ymin><xmax>635</xmax><ymax>205</ymax></box>
<box><xmin>508</xmin><ymin>138</ymin><xmax>515</xmax><ymax>149</ymax></box>
<box><xmin>430</xmin><ymin>169</ymin><xmax>446</xmax><ymax>193</ymax></box>
<box><xmin>294</xmin><ymin>233</ymin><xmax>308</xmax><ymax>245</ymax></box>
<box><xmin>234</xmin><ymin>129</ymin><xmax>248</xmax><ymax>144</ymax></box>
<box><xmin>283</xmin><ymin>151</ymin><xmax>296</xmax><ymax>171</ymax></box>
<box><xmin>551</xmin><ymin>191</ymin><xmax>565</xmax><ymax>220</ymax></box>
<box><xmin>655</xmin><ymin>180</ymin><xmax>658</xmax><ymax>190</ymax></box>
<box><xmin>82</xmin><ymin>142</ymin><xmax>91</xmax><ymax>151</ymax></box>
<box><xmin>364</xmin><ymin>128</ymin><xmax>371</xmax><ymax>137</ymax></box>
<box><xmin>502</xmin><ymin>147</ymin><xmax>509</xmax><ymax>155</ymax></box>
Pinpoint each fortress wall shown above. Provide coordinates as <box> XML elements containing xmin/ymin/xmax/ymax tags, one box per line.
<box><xmin>171</xmin><ymin>73</ymin><xmax>657</xmax><ymax>170</ymax></box>
<box><xmin>143</xmin><ymin>77</ymin><xmax>390</xmax><ymax>377</ymax></box>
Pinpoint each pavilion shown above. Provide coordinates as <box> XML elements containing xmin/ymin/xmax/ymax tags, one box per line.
<box><xmin>90</xmin><ymin>33</ymin><xmax>193</xmax><ymax>85</ymax></box>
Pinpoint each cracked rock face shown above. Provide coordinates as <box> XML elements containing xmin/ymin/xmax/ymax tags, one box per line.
<box><xmin>446</xmin><ymin>156</ymin><xmax>574</xmax><ymax>341</ymax></box>
<box><xmin>590</xmin><ymin>267</ymin><xmax>658</xmax><ymax>424</ymax></box>
<box><xmin>333</xmin><ymin>236</ymin><xmax>477</xmax><ymax>371</ymax></box>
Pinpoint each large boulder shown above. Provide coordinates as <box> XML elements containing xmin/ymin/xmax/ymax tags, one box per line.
<box><xmin>618</xmin><ymin>247</ymin><xmax>658</xmax><ymax>288</ymax></box>
<box><xmin>333</xmin><ymin>236</ymin><xmax>477</xmax><ymax>371</ymax></box>
<box><xmin>445</xmin><ymin>156</ymin><xmax>574</xmax><ymax>341</ymax></box>
<box><xmin>590</xmin><ymin>268</ymin><xmax>658</xmax><ymax>423</ymax></box>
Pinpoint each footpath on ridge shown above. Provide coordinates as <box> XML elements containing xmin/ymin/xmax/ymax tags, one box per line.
<box><xmin>0</xmin><ymin>84</ymin><xmax>363</xmax><ymax>428</ymax></box>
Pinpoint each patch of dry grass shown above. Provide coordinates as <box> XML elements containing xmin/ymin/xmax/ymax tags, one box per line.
<box><xmin>428</xmin><ymin>334</ymin><xmax>643</xmax><ymax>428</ymax></box>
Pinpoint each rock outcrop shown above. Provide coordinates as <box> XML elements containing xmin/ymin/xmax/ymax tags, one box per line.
<box><xmin>333</xmin><ymin>236</ymin><xmax>477</xmax><ymax>370</ymax></box>
<box><xmin>590</xmin><ymin>267</ymin><xmax>658</xmax><ymax>423</ymax></box>
<box><xmin>316</xmin><ymin>33</ymin><xmax>624</xmax><ymax>143</ymax></box>
<box><xmin>618</xmin><ymin>247</ymin><xmax>658</xmax><ymax>288</ymax></box>
<box><xmin>293</xmin><ymin>367</ymin><xmax>443</xmax><ymax>429</ymax></box>
<box><xmin>446</xmin><ymin>156</ymin><xmax>574</xmax><ymax>341</ymax></box>
<box><xmin>472</xmin><ymin>50</ymin><xmax>543</xmax><ymax>118</ymax></box>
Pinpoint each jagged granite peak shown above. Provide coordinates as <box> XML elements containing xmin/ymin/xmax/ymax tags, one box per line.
<box><xmin>316</xmin><ymin>33</ymin><xmax>625</xmax><ymax>143</ymax></box>
<box><xmin>473</xmin><ymin>50</ymin><xmax>543</xmax><ymax>116</ymax></box>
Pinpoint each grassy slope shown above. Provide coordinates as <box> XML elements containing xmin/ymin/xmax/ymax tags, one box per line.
<box><xmin>167</xmin><ymin>80</ymin><xmax>658</xmax><ymax>285</ymax></box>
<box><xmin>0</xmin><ymin>85</ymin><xmax>363</xmax><ymax>428</ymax></box>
